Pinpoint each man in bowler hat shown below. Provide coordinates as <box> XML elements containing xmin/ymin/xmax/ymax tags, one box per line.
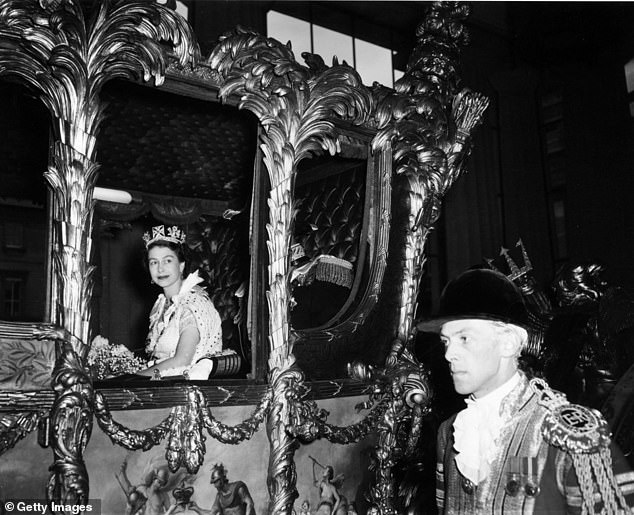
<box><xmin>418</xmin><ymin>268</ymin><xmax>633</xmax><ymax>514</ymax></box>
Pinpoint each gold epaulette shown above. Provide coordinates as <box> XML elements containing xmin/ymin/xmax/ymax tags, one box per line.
<box><xmin>529</xmin><ymin>378</ymin><xmax>611</xmax><ymax>453</ymax></box>
<box><xmin>530</xmin><ymin>378</ymin><xmax>631</xmax><ymax>513</ymax></box>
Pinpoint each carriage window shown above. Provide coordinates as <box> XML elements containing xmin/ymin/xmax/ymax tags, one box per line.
<box><xmin>91</xmin><ymin>80</ymin><xmax>258</xmax><ymax>381</ymax></box>
<box><xmin>290</xmin><ymin>153</ymin><xmax>367</xmax><ymax>330</ymax></box>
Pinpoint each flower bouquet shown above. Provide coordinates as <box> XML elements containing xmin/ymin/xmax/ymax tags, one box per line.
<box><xmin>87</xmin><ymin>335</ymin><xmax>148</xmax><ymax>380</ymax></box>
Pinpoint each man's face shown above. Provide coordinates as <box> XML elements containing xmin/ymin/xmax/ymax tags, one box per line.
<box><xmin>151</xmin><ymin>476</ymin><xmax>166</xmax><ymax>491</ymax></box>
<box><xmin>440</xmin><ymin>319</ymin><xmax>507</xmax><ymax>398</ymax></box>
<box><xmin>210</xmin><ymin>475</ymin><xmax>224</xmax><ymax>492</ymax></box>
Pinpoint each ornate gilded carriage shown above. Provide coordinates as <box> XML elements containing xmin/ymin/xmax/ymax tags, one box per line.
<box><xmin>0</xmin><ymin>1</ymin><xmax>488</xmax><ymax>513</ymax></box>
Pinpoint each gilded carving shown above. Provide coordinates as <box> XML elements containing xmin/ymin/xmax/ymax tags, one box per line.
<box><xmin>208</xmin><ymin>26</ymin><xmax>373</xmax><ymax>513</ymax></box>
<box><xmin>372</xmin><ymin>2</ymin><xmax>489</xmax><ymax>346</ymax></box>
<box><xmin>364</xmin><ymin>4</ymin><xmax>488</xmax><ymax>511</ymax></box>
<box><xmin>348</xmin><ymin>340</ymin><xmax>432</xmax><ymax>514</ymax></box>
<box><xmin>0</xmin><ymin>412</ymin><xmax>41</xmax><ymax>455</ymax></box>
<box><xmin>94</xmin><ymin>391</ymin><xmax>172</xmax><ymax>451</ymax></box>
<box><xmin>47</xmin><ymin>342</ymin><xmax>93</xmax><ymax>505</ymax></box>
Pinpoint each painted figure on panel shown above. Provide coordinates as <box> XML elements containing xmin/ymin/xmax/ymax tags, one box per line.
<box><xmin>192</xmin><ymin>463</ymin><xmax>255</xmax><ymax>515</ymax></box>
<box><xmin>314</xmin><ymin>502</ymin><xmax>333</xmax><ymax>515</ymax></box>
<box><xmin>293</xmin><ymin>499</ymin><xmax>311</xmax><ymax>515</ymax></box>
<box><xmin>116</xmin><ymin>457</ymin><xmax>172</xmax><ymax>515</ymax></box>
<box><xmin>310</xmin><ymin>457</ymin><xmax>347</xmax><ymax>515</ymax></box>
<box><xmin>165</xmin><ymin>482</ymin><xmax>199</xmax><ymax>515</ymax></box>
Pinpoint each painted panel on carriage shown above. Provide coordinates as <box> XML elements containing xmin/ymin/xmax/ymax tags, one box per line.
<box><xmin>0</xmin><ymin>431</ymin><xmax>51</xmax><ymax>501</ymax></box>
<box><xmin>293</xmin><ymin>396</ymin><xmax>378</xmax><ymax>515</ymax></box>
<box><xmin>0</xmin><ymin>395</ymin><xmax>375</xmax><ymax>514</ymax></box>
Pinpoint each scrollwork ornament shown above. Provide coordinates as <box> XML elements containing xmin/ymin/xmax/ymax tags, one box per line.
<box><xmin>0</xmin><ymin>412</ymin><xmax>41</xmax><ymax>456</ymax></box>
<box><xmin>351</xmin><ymin>340</ymin><xmax>432</xmax><ymax>515</ymax></box>
<box><xmin>266</xmin><ymin>367</ymin><xmax>305</xmax><ymax>515</ymax></box>
<box><xmin>47</xmin><ymin>342</ymin><xmax>93</xmax><ymax>506</ymax></box>
<box><xmin>372</xmin><ymin>2</ymin><xmax>489</xmax><ymax>346</ymax></box>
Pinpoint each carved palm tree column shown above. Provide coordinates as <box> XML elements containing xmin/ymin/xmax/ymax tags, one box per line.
<box><xmin>0</xmin><ymin>0</ymin><xmax>196</xmax><ymax>504</ymax></box>
<box><xmin>370</xmin><ymin>2</ymin><xmax>489</xmax><ymax>513</ymax></box>
<box><xmin>209</xmin><ymin>28</ymin><xmax>371</xmax><ymax>514</ymax></box>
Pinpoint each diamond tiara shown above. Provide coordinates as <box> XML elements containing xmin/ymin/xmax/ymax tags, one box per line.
<box><xmin>142</xmin><ymin>225</ymin><xmax>186</xmax><ymax>248</ymax></box>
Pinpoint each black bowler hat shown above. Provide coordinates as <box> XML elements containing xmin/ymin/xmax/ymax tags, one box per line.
<box><xmin>417</xmin><ymin>268</ymin><xmax>531</xmax><ymax>333</ymax></box>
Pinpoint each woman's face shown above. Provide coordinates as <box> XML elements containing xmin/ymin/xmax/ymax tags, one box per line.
<box><xmin>148</xmin><ymin>245</ymin><xmax>184</xmax><ymax>293</ymax></box>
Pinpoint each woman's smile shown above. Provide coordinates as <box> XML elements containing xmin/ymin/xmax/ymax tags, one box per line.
<box><xmin>148</xmin><ymin>245</ymin><xmax>185</xmax><ymax>298</ymax></box>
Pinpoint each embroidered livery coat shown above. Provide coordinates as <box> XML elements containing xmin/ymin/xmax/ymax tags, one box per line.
<box><xmin>436</xmin><ymin>374</ymin><xmax>634</xmax><ymax>514</ymax></box>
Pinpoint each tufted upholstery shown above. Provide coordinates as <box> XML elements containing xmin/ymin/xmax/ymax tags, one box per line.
<box><xmin>294</xmin><ymin>165</ymin><xmax>366</xmax><ymax>264</ymax></box>
<box><xmin>291</xmin><ymin>165</ymin><xmax>366</xmax><ymax>329</ymax></box>
<box><xmin>97</xmin><ymin>80</ymin><xmax>258</xmax><ymax>204</ymax></box>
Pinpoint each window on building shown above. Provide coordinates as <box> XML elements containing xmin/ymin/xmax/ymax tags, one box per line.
<box><xmin>3</xmin><ymin>221</ymin><xmax>25</xmax><ymax>250</ymax></box>
<box><xmin>268</xmin><ymin>11</ymin><xmax>312</xmax><ymax>57</ymax></box>
<box><xmin>0</xmin><ymin>82</ymin><xmax>50</xmax><ymax>323</ymax></box>
<box><xmin>539</xmin><ymin>89</ymin><xmax>568</xmax><ymax>263</ymax></box>
<box><xmin>155</xmin><ymin>0</ymin><xmax>189</xmax><ymax>21</ymax></box>
<box><xmin>1</xmin><ymin>274</ymin><xmax>23</xmax><ymax>319</ymax></box>
<box><xmin>267</xmin><ymin>10</ymin><xmax>399</xmax><ymax>87</ymax></box>
<box><xmin>624</xmin><ymin>59</ymin><xmax>634</xmax><ymax>117</ymax></box>
<box><xmin>313</xmin><ymin>24</ymin><xmax>353</xmax><ymax>65</ymax></box>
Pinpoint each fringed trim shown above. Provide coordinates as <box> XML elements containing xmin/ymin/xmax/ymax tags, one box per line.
<box><xmin>572</xmin><ymin>449</ymin><xmax>632</xmax><ymax>514</ymax></box>
<box><xmin>290</xmin><ymin>254</ymin><xmax>354</xmax><ymax>289</ymax></box>
<box><xmin>314</xmin><ymin>255</ymin><xmax>353</xmax><ymax>288</ymax></box>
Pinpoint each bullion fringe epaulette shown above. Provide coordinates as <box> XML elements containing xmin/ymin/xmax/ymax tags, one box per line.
<box><xmin>531</xmin><ymin>378</ymin><xmax>632</xmax><ymax>514</ymax></box>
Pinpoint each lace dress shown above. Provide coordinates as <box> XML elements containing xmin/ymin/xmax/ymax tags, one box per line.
<box><xmin>145</xmin><ymin>271</ymin><xmax>223</xmax><ymax>379</ymax></box>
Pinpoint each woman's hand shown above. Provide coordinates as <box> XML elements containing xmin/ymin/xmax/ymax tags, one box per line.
<box><xmin>137</xmin><ymin>326</ymin><xmax>200</xmax><ymax>377</ymax></box>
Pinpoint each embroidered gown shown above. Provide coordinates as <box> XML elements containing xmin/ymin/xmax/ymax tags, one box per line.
<box><xmin>145</xmin><ymin>271</ymin><xmax>223</xmax><ymax>379</ymax></box>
